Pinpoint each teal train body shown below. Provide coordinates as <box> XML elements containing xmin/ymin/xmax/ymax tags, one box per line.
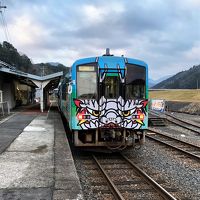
<box><xmin>58</xmin><ymin>50</ymin><xmax>148</xmax><ymax>151</ymax></box>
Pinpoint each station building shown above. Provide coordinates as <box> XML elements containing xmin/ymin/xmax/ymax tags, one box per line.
<box><xmin>0</xmin><ymin>60</ymin><xmax>63</xmax><ymax>113</ymax></box>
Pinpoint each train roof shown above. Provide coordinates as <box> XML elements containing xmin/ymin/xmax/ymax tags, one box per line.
<box><xmin>72</xmin><ymin>55</ymin><xmax>148</xmax><ymax>68</ymax></box>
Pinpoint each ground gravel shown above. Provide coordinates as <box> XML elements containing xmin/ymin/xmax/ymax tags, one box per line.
<box><xmin>152</xmin><ymin>125</ymin><xmax>200</xmax><ymax>147</ymax></box>
<box><xmin>73</xmin><ymin>152</ymin><xmax>112</xmax><ymax>200</ymax></box>
<box><xmin>74</xmin><ymin>139</ymin><xmax>200</xmax><ymax>200</ymax></box>
<box><xmin>73</xmin><ymin>112</ymin><xmax>200</xmax><ymax>200</ymax></box>
<box><xmin>123</xmin><ymin>136</ymin><xmax>200</xmax><ymax>199</ymax></box>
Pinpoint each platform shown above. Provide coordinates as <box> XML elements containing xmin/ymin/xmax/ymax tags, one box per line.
<box><xmin>0</xmin><ymin>103</ymin><xmax>83</xmax><ymax>200</ymax></box>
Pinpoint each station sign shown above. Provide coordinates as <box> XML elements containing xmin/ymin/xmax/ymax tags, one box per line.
<box><xmin>150</xmin><ymin>99</ymin><xmax>165</xmax><ymax>112</ymax></box>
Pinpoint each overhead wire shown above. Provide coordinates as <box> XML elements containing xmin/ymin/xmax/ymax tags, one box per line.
<box><xmin>0</xmin><ymin>1</ymin><xmax>11</xmax><ymax>42</ymax></box>
<box><xmin>0</xmin><ymin>11</ymin><xmax>9</xmax><ymax>41</ymax></box>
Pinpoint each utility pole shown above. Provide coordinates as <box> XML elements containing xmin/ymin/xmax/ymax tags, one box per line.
<box><xmin>0</xmin><ymin>2</ymin><xmax>7</xmax><ymax>10</ymax></box>
<box><xmin>43</xmin><ymin>65</ymin><xmax>45</xmax><ymax>76</ymax></box>
<box><xmin>0</xmin><ymin>1</ymin><xmax>10</xmax><ymax>42</ymax></box>
<box><xmin>197</xmin><ymin>79</ymin><xmax>199</xmax><ymax>90</ymax></box>
<box><xmin>41</xmin><ymin>65</ymin><xmax>45</xmax><ymax>76</ymax></box>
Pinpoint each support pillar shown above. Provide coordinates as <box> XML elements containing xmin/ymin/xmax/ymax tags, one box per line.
<box><xmin>32</xmin><ymin>80</ymin><xmax>50</xmax><ymax>112</ymax></box>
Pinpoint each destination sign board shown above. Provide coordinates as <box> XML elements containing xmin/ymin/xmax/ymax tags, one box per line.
<box><xmin>150</xmin><ymin>99</ymin><xmax>165</xmax><ymax>112</ymax></box>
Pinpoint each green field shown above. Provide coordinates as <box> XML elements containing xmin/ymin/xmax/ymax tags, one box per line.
<box><xmin>149</xmin><ymin>89</ymin><xmax>200</xmax><ymax>102</ymax></box>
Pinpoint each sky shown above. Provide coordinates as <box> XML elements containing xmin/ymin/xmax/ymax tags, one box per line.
<box><xmin>0</xmin><ymin>0</ymin><xmax>200</xmax><ymax>80</ymax></box>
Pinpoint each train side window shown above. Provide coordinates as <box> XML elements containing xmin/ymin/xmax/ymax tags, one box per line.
<box><xmin>62</xmin><ymin>82</ymin><xmax>66</xmax><ymax>100</ymax></box>
<box><xmin>77</xmin><ymin>70</ymin><xmax>97</xmax><ymax>99</ymax></box>
<box><xmin>126</xmin><ymin>64</ymin><xmax>146</xmax><ymax>99</ymax></box>
<box><xmin>67</xmin><ymin>83</ymin><xmax>72</xmax><ymax>94</ymax></box>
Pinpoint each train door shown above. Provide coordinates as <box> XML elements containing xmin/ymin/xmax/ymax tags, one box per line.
<box><xmin>98</xmin><ymin>69</ymin><xmax>125</xmax><ymax>128</ymax></box>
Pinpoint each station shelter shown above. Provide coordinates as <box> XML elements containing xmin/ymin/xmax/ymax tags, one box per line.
<box><xmin>0</xmin><ymin>60</ymin><xmax>63</xmax><ymax>113</ymax></box>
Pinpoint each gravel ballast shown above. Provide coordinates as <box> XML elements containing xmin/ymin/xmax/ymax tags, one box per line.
<box><xmin>73</xmin><ymin>110</ymin><xmax>200</xmax><ymax>199</ymax></box>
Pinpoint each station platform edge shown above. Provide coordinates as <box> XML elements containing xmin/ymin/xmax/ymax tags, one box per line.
<box><xmin>0</xmin><ymin>103</ymin><xmax>83</xmax><ymax>200</ymax></box>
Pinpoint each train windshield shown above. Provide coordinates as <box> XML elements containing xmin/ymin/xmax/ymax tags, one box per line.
<box><xmin>126</xmin><ymin>64</ymin><xmax>146</xmax><ymax>99</ymax></box>
<box><xmin>103</xmin><ymin>76</ymin><xmax>120</xmax><ymax>98</ymax></box>
<box><xmin>77</xmin><ymin>66</ymin><xmax>97</xmax><ymax>99</ymax></box>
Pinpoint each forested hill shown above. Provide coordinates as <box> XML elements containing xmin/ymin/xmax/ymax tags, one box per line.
<box><xmin>0</xmin><ymin>41</ymin><xmax>69</xmax><ymax>76</ymax></box>
<box><xmin>152</xmin><ymin>65</ymin><xmax>200</xmax><ymax>89</ymax></box>
<box><xmin>34</xmin><ymin>63</ymin><xmax>69</xmax><ymax>76</ymax></box>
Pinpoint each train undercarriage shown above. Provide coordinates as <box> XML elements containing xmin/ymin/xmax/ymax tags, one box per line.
<box><xmin>73</xmin><ymin>129</ymin><xmax>146</xmax><ymax>151</ymax></box>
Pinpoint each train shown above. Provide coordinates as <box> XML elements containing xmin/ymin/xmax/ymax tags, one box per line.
<box><xmin>58</xmin><ymin>49</ymin><xmax>148</xmax><ymax>151</ymax></box>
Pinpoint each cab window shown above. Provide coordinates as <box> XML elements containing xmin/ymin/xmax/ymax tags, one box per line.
<box><xmin>77</xmin><ymin>65</ymin><xmax>97</xmax><ymax>99</ymax></box>
<box><xmin>126</xmin><ymin>64</ymin><xmax>146</xmax><ymax>99</ymax></box>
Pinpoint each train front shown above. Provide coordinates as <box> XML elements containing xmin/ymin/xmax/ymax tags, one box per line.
<box><xmin>71</xmin><ymin>53</ymin><xmax>148</xmax><ymax>151</ymax></box>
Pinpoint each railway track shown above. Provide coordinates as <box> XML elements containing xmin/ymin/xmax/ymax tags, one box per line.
<box><xmin>149</xmin><ymin>110</ymin><xmax>200</xmax><ymax>134</ymax></box>
<box><xmin>82</xmin><ymin>153</ymin><xmax>178</xmax><ymax>200</ymax></box>
<box><xmin>147</xmin><ymin>128</ymin><xmax>200</xmax><ymax>161</ymax></box>
<box><xmin>164</xmin><ymin>112</ymin><xmax>200</xmax><ymax>128</ymax></box>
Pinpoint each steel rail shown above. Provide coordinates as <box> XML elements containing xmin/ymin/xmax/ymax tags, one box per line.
<box><xmin>147</xmin><ymin>130</ymin><xmax>200</xmax><ymax>160</ymax></box>
<box><xmin>149</xmin><ymin>110</ymin><xmax>200</xmax><ymax>134</ymax></box>
<box><xmin>120</xmin><ymin>154</ymin><xmax>177</xmax><ymax>200</ymax></box>
<box><xmin>148</xmin><ymin>128</ymin><xmax>200</xmax><ymax>149</ymax></box>
<box><xmin>92</xmin><ymin>155</ymin><xmax>125</xmax><ymax>200</ymax></box>
<box><xmin>164</xmin><ymin>112</ymin><xmax>200</xmax><ymax>129</ymax></box>
<box><xmin>166</xmin><ymin>118</ymin><xmax>200</xmax><ymax>134</ymax></box>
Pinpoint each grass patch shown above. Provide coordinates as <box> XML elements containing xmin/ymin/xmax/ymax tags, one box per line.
<box><xmin>149</xmin><ymin>89</ymin><xmax>200</xmax><ymax>102</ymax></box>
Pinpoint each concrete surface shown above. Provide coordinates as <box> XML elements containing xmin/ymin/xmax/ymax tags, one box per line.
<box><xmin>0</xmin><ymin>105</ymin><xmax>83</xmax><ymax>200</ymax></box>
<box><xmin>0</xmin><ymin>113</ymin><xmax>37</xmax><ymax>154</ymax></box>
<box><xmin>49</xmin><ymin>109</ymin><xmax>83</xmax><ymax>200</ymax></box>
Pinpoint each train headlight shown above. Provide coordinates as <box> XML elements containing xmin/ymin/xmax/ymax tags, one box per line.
<box><xmin>77</xmin><ymin>114</ymin><xmax>90</xmax><ymax>120</ymax></box>
<box><xmin>132</xmin><ymin>114</ymin><xmax>144</xmax><ymax>120</ymax></box>
<box><xmin>139</xmin><ymin>113</ymin><xmax>144</xmax><ymax>120</ymax></box>
<box><xmin>77</xmin><ymin>113</ymin><xmax>83</xmax><ymax>120</ymax></box>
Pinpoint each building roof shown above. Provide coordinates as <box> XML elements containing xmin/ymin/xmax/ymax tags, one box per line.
<box><xmin>0</xmin><ymin>60</ymin><xmax>63</xmax><ymax>81</ymax></box>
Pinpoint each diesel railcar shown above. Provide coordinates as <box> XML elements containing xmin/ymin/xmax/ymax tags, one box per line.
<box><xmin>58</xmin><ymin>50</ymin><xmax>148</xmax><ymax>151</ymax></box>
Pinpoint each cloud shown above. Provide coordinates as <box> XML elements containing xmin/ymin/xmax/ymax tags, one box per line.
<box><xmin>0</xmin><ymin>0</ymin><xmax>199</xmax><ymax>79</ymax></box>
<box><xmin>10</xmin><ymin>15</ymin><xmax>48</xmax><ymax>47</ymax></box>
<box><xmin>184</xmin><ymin>42</ymin><xmax>200</xmax><ymax>62</ymax></box>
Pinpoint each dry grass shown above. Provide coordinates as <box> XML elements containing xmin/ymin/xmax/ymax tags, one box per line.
<box><xmin>149</xmin><ymin>89</ymin><xmax>200</xmax><ymax>102</ymax></box>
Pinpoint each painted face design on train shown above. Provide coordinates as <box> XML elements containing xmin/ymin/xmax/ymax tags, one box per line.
<box><xmin>74</xmin><ymin>97</ymin><xmax>148</xmax><ymax>129</ymax></box>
